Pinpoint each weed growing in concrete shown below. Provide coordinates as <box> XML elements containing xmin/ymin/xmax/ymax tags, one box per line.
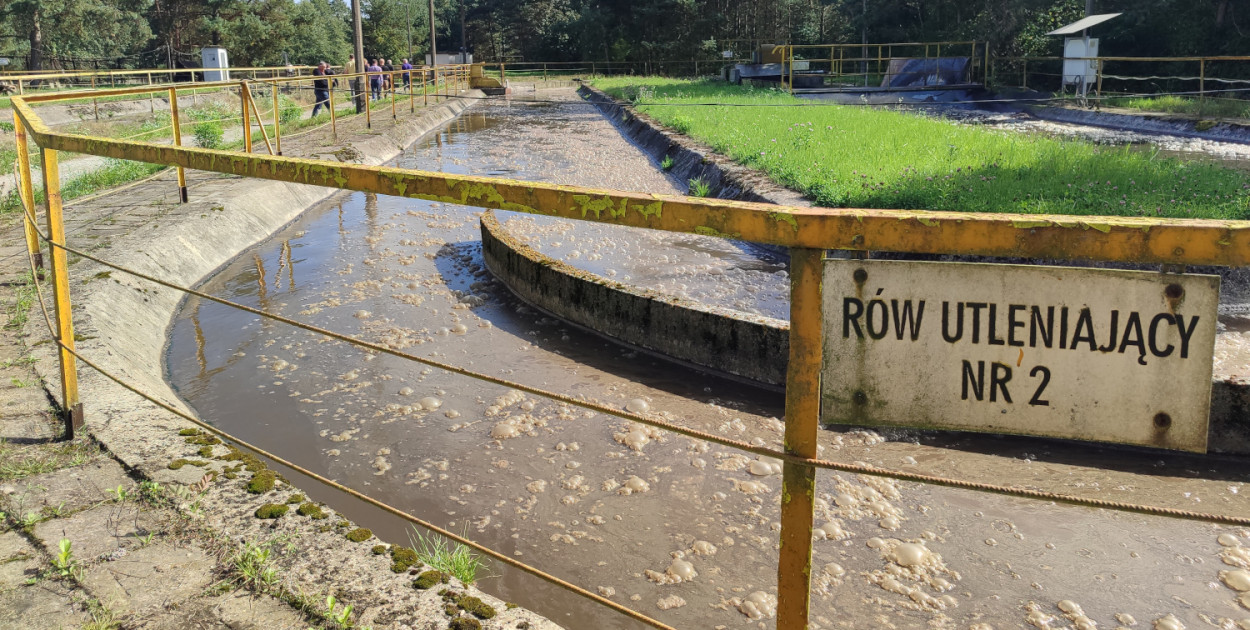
<box><xmin>325</xmin><ymin>594</ymin><xmax>356</xmax><ymax>628</ymax></box>
<box><xmin>51</xmin><ymin>538</ymin><xmax>83</xmax><ymax>579</ymax></box>
<box><xmin>106</xmin><ymin>484</ymin><xmax>128</xmax><ymax>503</ymax></box>
<box><xmin>688</xmin><ymin>177</ymin><xmax>710</xmax><ymax>197</ymax></box>
<box><xmin>82</xmin><ymin>599</ymin><xmax>119</xmax><ymax>630</ymax></box>
<box><xmin>3</xmin><ymin>271</ymin><xmax>35</xmax><ymax>331</ymax></box>
<box><xmin>228</xmin><ymin>541</ymin><xmax>280</xmax><ymax>592</ymax></box>
<box><xmin>0</xmin><ymin>438</ymin><xmax>100</xmax><ymax>481</ymax></box>
<box><xmin>409</xmin><ymin>527</ymin><xmax>486</xmax><ymax>586</ymax></box>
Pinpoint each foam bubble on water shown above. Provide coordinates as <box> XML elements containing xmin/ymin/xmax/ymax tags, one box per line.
<box><xmin>1223</xmin><ymin>569</ymin><xmax>1250</xmax><ymax>591</ymax></box>
<box><xmin>444</xmin><ymin>409</ymin><xmax>461</xmax><ymax>419</ymax></box>
<box><xmin>372</xmin><ymin>456</ymin><xmax>391</xmax><ymax>476</ymax></box>
<box><xmin>1222</xmin><ymin>534</ymin><xmax>1243</xmax><ymax>547</ymax></box>
<box><xmin>1153</xmin><ymin>614</ymin><xmax>1185</xmax><ymax>630</ymax></box>
<box><xmin>398</xmin><ymin>387</ymin><xmax>414</xmax><ymax>396</ymax></box>
<box><xmin>736</xmin><ymin>591</ymin><xmax>777</xmax><ymax>620</ymax></box>
<box><xmin>619</xmin><ymin>476</ymin><xmax>650</xmax><ymax>495</ymax></box>
<box><xmin>656</xmin><ymin>595</ymin><xmax>686</xmax><ymax>610</ymax></box>
<box><xmin>814</xmin><ymin>520</ymin><xmax>849</xmax><ymax>541</ymax></box>
<box><xmin>748</xmin><ymin>459</ymin><xmax>782</xmax><ymax>476</ymax></box>
<box><xmin>889</xmin><ymin>543</ymin><xmax>931</xmax><ymax>567</ymax></box>
<box><xmin>691</xmin><ymin>540</ymin><xmax>718</xmax><ymax>556</ymax></box>
<box><xmin>597</xmin><ymin>586</ymin><xmax>616</xmax><ymax>598</ymax></box>
<box><xmin>646</xmin><ymin>558</ymin><xmax>697</xmax><ymax>585</ymax></box>
<box><xmin>419</xmin><ymin>396</ymin><xmax>442</xmax><ymax>410</ymax></box>
<box><xmin>526</xmin><ymin>480</ymin><xmax>547</xmax><ymax>494</ymax></box>
<box><xmin>1116</xmin><ymin>613</ymin><xmax>1137</xmax><ymax>626</ymax></box>
<box><xmin>625</xmin><ymin>398</ymin><xmax>650</xmax><ymax>414</ymax></box>
<box><xmin>452</xmin><ymin>323</ymin><xmax>468</xmax><ymax>334</ymax></box>
<box><xmin>1057</xmin><ymin>600</ymin><xmax>1097</xmax><ymax>630</ymax></box>
<box><xmin>824</xmin><ymin>563</ymin><xmax>845</xmax><ymax>578</ymax></box>
<box><xmin>354</xmin><ymin>310</ymin><xmax>371</xmax><ymax>319</ymax></box>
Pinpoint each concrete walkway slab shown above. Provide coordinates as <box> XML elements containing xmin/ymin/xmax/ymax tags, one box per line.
<box><xmin>0</xmin><ymin>580</ymin><xmax>86</xmax><ymax>629</ymax></box>
<box><xmin>0</xmin><ymin>459</ymin><xmax>132</xmax><ymax>517</ymax></box>
<box><xmin>135</xmin><ymin>590</ymin><xmax>308</xmax><ymax>630</ymax></box>
<box><xmin>32</xmin><ymin>503</ymin><xmax>163</xmax><ymax>561</ymax></box>
<box><xmin>0</xmin><ymin>531</ymin><xmax>41</xmax><ymax>591</ymax></box>
<box><xmin>78</xmin><ymin>542</ymin><xmax>215</xmax><ymax>616</ymax></box>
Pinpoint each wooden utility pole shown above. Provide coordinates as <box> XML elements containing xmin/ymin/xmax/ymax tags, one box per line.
<box><xmin>353</xmin><ymin>0</ymin><xmax>366</xmax><ymax>113</ymax></box>
<box><xmin>428</xmin><ymin>0</ymin><xmax>438</xmax><ymax>67</ymax></box>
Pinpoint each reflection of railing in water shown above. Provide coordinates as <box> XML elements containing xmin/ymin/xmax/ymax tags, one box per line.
<box><xmin>12</xmin><ymin>79</ymin><xmax>1250</xmax><ymax>630</ymax></box>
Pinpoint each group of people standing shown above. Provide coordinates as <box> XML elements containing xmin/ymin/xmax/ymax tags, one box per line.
<box><xmin>310</xmin><ymin>55</ymin><xmax>420</xmax><ymax>118</ymax></box>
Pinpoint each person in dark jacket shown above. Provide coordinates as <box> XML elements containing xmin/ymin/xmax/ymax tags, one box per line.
<box><xmin>312</xmin><ymin>62</ymin><xmax>331</xmax><ymax>117</ymax></box>
<box><xmin>382</xmin><ymin>59</ymin><xmax>394</xmax><ymax>91</ymax></box>
<box><xmin>401</xmin><ymin>59</ymin><xmax>413</xmax><ymax>89</ymax></box>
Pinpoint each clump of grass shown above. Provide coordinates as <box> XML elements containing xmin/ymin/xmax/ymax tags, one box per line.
<box><xmin>688</xmin><ymin>177</ymin><xmax>710</xmax><ymax>197</ymax></box>
<box><xmin>593</xmin><ymin>77</ymin><xmax>1250</xmax><ymax>219</ymax></box>
<box><xmin>1105</xmin><ymin>94</ymin><xmax>1250</xmax><ymax>119</ymax></box>
<box><xmin>660</xmin><ymin>155</ymin><xmax>674</xmax><ymax>170</ymax></box>
<box><xmin>409</xmin><ymin>527</ymin><xmax>486</xmax><ymax>586</ymax></box>
<box><xmin>227</xmin><ymin>541</ymin><xmax>279</xmax><ymax>591</ymax></box>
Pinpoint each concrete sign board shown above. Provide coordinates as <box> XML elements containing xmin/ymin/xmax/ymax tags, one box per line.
<box><xmin>821</xmin><ymin>259</ymin><xmax>1219</xmax><ymax>452</ymax></box>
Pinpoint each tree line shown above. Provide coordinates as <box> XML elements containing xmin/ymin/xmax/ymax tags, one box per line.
<box><xmin>0</xmin><ymin>0</ymin><xmax>1243</xmax><ymax>71</ymax></box>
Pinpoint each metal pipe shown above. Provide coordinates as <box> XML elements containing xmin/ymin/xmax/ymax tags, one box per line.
<box><xmin>272</xmin><ymin>83</ymin><xmax>282</xmax><ymax>155</ymax></box>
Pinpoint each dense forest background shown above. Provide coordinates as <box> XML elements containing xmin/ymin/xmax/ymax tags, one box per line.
<box><xmin>0</xmin><ymin>0</ymin><xmax>1243</xmax><ymax>70</ymax></box>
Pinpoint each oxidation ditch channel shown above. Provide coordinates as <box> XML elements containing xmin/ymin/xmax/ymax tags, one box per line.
<box><xmin>167</xmin><ymin>90</ymin><xmax>1250</xmax><ymax>629</ymax></box>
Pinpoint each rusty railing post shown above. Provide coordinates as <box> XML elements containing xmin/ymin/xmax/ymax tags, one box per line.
<box><xmin>14</xmin><ymin>112</ymin><xmax>41</xmax><ymax>269</ymax></box>
<box><xmin>168</xmin><ymin>87</ymin><xmax>188</xmax><ymax>203</ymax></box>
<box><xmin>424</xmin><ymin>69</ymin><xmax>429</xmax><ymax>107</ymax></box>
<box><xmin>91</xmin><ymin>76</ymin><xmax>98</xmax><ymax>120</ymax></box>
<box><xmin>365</xmin><ymin>71</ymin><xmax>372</xmax><ymax>128</ymax></box>
<box><xmin>242</xmin><ymin>83</ymin><xmax>274</xmax><ymax>155</ymax></box>
<box><xmin>391</xmin><ymin>71</ymin><xmax>397</xmax><ymax>121</ymax></box>
<box><xmin>777</xmin><ymin>247</ymin><xmax>822</xmax><ymax>630</ymax></box>
<box><xmin>38</xmin><ymin>147</ymin><xmax>83</xmax><ymax>438</ymax></box>
<box><xmin>410</xmin><ymin>68</ymin><xmax>416</xmax><ymax>113</ymax></box>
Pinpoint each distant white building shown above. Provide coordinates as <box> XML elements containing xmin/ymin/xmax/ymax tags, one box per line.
<box><xmin>201</xmin><ymin>47</ymin><xmax>230</xmax><ymax>81</ymax></box>
<box><xmin>424</xmin><ymin>52</ymin><xmax>472</xmax><ymax>66</ymax></box>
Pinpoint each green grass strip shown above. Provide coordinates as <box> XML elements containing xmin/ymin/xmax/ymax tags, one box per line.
<box><xmin>593</xmin><ymin>78</ymin><xmax>1250</xmax><ymax>219</ymax></box>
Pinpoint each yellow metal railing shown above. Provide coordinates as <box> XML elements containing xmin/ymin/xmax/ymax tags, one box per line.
<box><xmin>11</xmin><ymin>78</ymin><xmax>1250</xmax><ymax>630</ymax></box>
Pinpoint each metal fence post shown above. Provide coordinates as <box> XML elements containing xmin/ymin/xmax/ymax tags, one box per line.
<box><xmin>1199</xmin><ymin>59</ymin><xmax>1206</xmax><ymax>101</ymax></box>
<box><xmin>168</xmin><ymin>87</ymin><xmax>188</xmax><ymax>203</ymax></box>
<box><xmin>241</xmin><ymin>81</ymin><xmax>253</xmax><ymax>154</ymax></box>
<box><xmin>424</xmin><ymin>69</ymin><xmax>429</xmax><ymax>107</ymax></box>
<box><xmin>272</xmin><ymin>83</ymin><xmax>283</xmax><ymax>155</ymax></box>
<box><xmin>365</xmin><ymin>72</ymin><xmax>372</xmax><ymax>128</ymax></box>
<box><xmin>14</xmin><ymin>112</ymin><xmax>41</xmax><ymax>269</ymax></box>
<box><xmin>391</xmin><ymin>71</ymin><xmax>397</xmax><ymax>121</ymax></box>
<box><xmin>329</xmin><ymin>85</ymin><xmax>338</xmax><ymax>140</ymax></box>
<box><xmin>38</xmin><ymin>147</ymin><xmax>83</xmax><ymax>438</ymax></box>
<box><xmin>777</xmin><ymin>247</ymin><xmax>822</xmax><ymax>630</ymax></box>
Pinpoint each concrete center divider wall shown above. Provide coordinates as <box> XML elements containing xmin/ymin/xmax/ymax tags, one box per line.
<box><xmin>24</xmin><ymin>92</ymin><xmax>563</xmax><ymax>629</ymax></box>
<box><xmin>481</xmin><ymin>210</ymin><xmax>790</xmax><ymax>387</ymax></box>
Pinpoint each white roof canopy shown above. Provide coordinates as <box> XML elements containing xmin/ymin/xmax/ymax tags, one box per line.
<box><xmin>1046</xmin><ymin>13</ymin><xmax>1122</xmax><ymax>36</ymax></box>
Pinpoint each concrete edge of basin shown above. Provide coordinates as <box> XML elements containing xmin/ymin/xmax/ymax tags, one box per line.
<box><xmin>481</xmin><ymin>210</ymin><xmax>790</xmax><ymax>388</ymax></box>
<box><xmin>22</xmin><ymin>92</ymin><xmax>565</xmax><ymax>629</ymax></box>
<box><xmin>574</xmin><ymin>83</ymin><xmax>1250</xmax><ymax>455</ymax></box>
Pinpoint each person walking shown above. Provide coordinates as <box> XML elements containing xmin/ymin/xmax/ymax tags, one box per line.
<box><xmin>401</xmin><ymin>58</ymin><xmax>412</xmax><ymax>90</ymax></box>
<box><xmin>347</xmin><ymin>54</ymin><xmax>359</xmax><ymax>103</ymax></box>
<box><xmin>312</xmin><ymin>61</ymin><xmax>331</xmax><ymax>117</ymax></box>
<box><xmin>368</xmin><ymin>58</ymin><xmax>383</xmax><ymax>101</ymax></box>
<box><xmin>382</xmin><ymin>58</ymin><xmax>394</xmax><ymax>91</ymax></box>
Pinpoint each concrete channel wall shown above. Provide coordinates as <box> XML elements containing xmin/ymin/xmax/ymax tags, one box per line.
<box><xmin>24</xmin><ymin>93</ymin><xmax>562</xmax><ymax>629</ymax></box>
<box><xmin>1027</xmin><ymin>104</ymin><xmax>1250</xmax><ymax>145</ymax></box>
<box><xmin>481</xmin><ymin>211</ymin><xmax>790</xmax><ymax>387</ymax></box>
